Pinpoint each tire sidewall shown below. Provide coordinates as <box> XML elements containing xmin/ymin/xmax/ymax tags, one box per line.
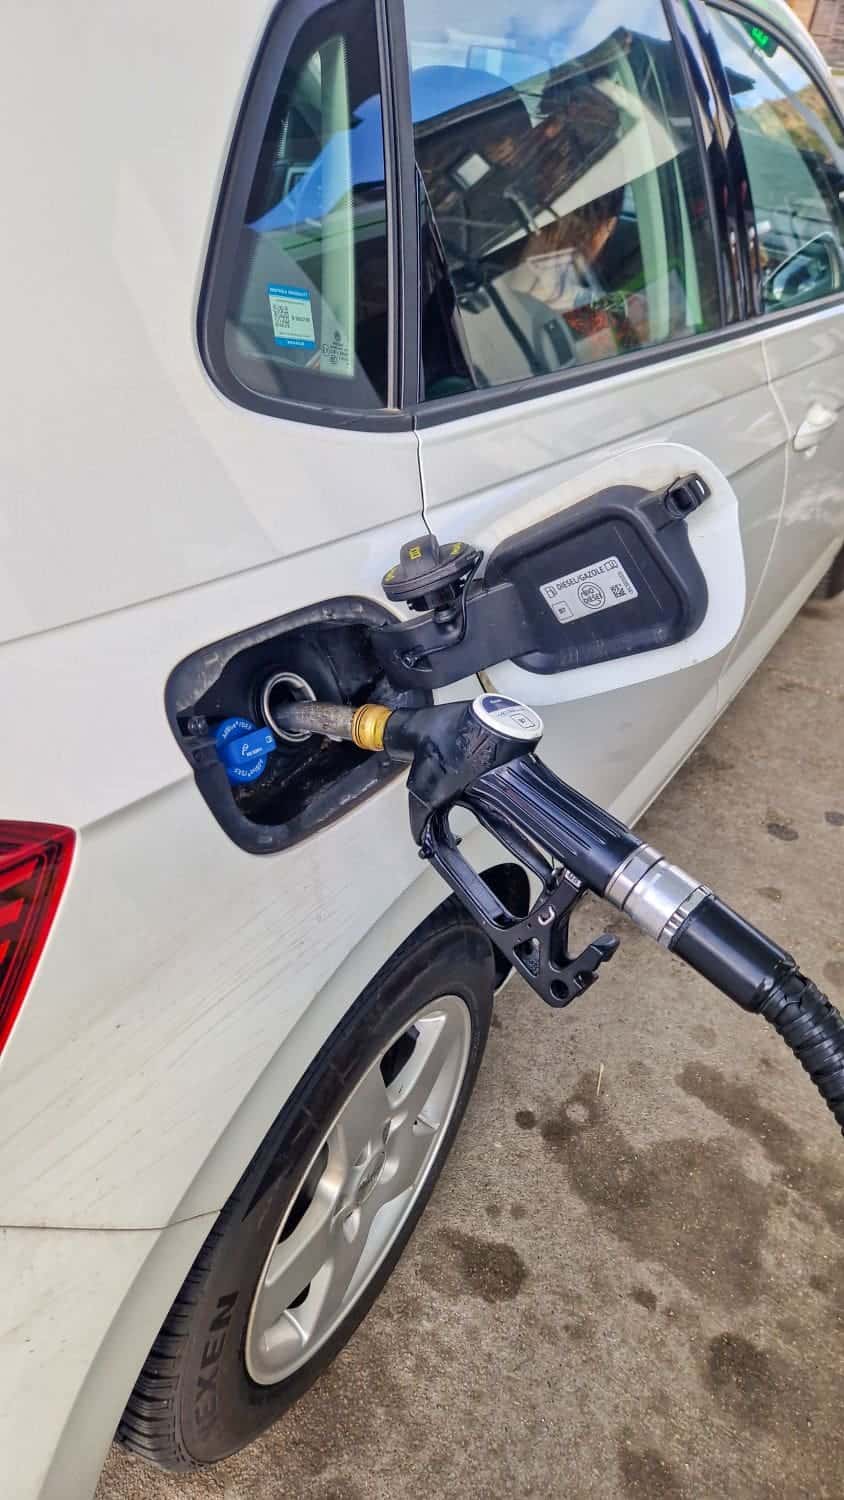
<box><xmin>178</xmin><ymin>913</ymin><xmax>493</xmax><ymax>1463</ymax></box>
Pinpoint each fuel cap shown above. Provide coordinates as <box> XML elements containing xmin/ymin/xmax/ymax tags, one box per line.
<box><xmin>382</xmin><ymin>534</ymin><xmax>480</xmax><ymax>612</ymax></box>
<box><xmin>215</xmin><ymin>717</ymin><xmax>276</xmax><ymax>784</ymax></box>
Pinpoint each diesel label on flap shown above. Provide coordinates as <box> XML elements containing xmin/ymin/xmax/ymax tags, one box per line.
<box><xmin>539</xmin><ymin>556</ymin><xmax>638</xmax><ymax>624</ymax></box>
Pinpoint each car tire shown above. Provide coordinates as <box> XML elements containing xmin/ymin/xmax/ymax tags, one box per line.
<box><xmin>117</xmin><ymin>902</ymin><xmax>495</xmax><ymax>1470</ymax></box>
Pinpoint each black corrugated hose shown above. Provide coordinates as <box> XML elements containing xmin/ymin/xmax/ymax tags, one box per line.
<box><xmin>755</xmin><ymin>973</ymin><xmax>844</xmax><ymax>1131</ymax></box>
<box><xmin>669</xmin><ymin>893</ymin><xmax>844</xmax><ymax>1134</ymax></box>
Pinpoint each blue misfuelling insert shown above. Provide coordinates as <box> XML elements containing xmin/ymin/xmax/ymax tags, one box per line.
<box><xmin>215</xmin><ymin>717</ymin><xmax>277</xmax><ymax>784</ymax></box>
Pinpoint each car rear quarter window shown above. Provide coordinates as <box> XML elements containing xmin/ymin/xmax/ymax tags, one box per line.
<box><xmin>404</xmin><ymin>0</ymin><xmax>722</xmax><ymax>400</ymax></box>
<box><xmin>205</xmin><ymin>0</ymin><xmax>390</xmax><ymax>414</ymax></box>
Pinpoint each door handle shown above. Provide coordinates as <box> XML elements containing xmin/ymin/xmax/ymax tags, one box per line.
<box><xmin>793</xmin><ymin>401</ymin><xmax>839</xmax><ymax>452</ymax></box>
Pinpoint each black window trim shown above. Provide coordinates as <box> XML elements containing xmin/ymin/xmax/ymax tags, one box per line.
<box><xmin>383</xmin><ymin>0</ymin><xmax>422</xmax><ymax>407</ymax></box>
<box><xmin>667</xmin><ymin>0</ymin><xmax>733</xmax><ymax>325</ymax></box>
<box><xmin>197</xmin><ymin>0</ymin><xmax>413</xmax><ymax>432</ymax></box>
<box><xmin>680</xmin><ymin>0</ymin><xmax>753</xmax><ymax>318</ymax></box>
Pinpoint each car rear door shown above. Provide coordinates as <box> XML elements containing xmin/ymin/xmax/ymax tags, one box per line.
<box><xmin>400</xmin><ymin>0</ymin><xmax>790</xmax><ymax>821</ymax></box>
<box><xmin>703</xmin><ymin>2</ymin><xmax>844</xmax><ymax>703</ymax></box>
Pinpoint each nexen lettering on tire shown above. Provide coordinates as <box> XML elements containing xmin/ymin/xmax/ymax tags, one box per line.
<box><xmin>194</xmin><ymin>1291</ymin><xmax>238</xmax><ymax>1432</ymax></box>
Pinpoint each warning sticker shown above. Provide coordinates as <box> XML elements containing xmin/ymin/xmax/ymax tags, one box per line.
<box><xmin>320</xmin><ymin>327</ymin><xmax>351</xmax><ymax>372</ymax></box>
<box><xmin>539</xmin><ymin>555</ymin><xmax>638</xmax><ymax>625</ymax></box>
<box><xmin>267</xmin><ymin>284</ymin><xmax>316</xmax><ymax>348</ymax></box>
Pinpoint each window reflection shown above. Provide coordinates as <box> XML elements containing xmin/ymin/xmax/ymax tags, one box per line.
<box><xmin>406</xmin><ymin>0</ymin><xmax>720</xmax><ymax>397</ymax></box>
<box><xmin>708</xmin><ymin>8</ymin><xmax>844</xmax><ymax>311</ymax></box>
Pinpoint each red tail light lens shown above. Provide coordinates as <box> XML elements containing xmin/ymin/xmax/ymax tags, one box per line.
<box><xmin>0</xmin><ymin>822</ymin><xmax>75</xmax><ymax>1055</ymax></box>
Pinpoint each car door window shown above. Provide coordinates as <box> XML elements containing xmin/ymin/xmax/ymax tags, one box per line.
<box><xmin>707</xmin><ymin>7</ymin><xmax>844</xmax><ymax>312</ymax></box>
<box><xmin>215</xmin><ymin>0</ymin><xmax>389</xmax><ymax>410</ymax></box>
<box><xmin>404</xmin><ymin>0</ymin><xmax>721</xmax><ymax>399</ymax></box>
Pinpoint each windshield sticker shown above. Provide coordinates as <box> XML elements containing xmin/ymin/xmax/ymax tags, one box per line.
<box><xmin>267</xmin><ymin>284</ymin><xmax>316</xmax><ymax>349</ymax></box>
<box><xmin>540</xmin><ymin>556</ymin><xmax>638</xmax><ymax>624</ymax></box>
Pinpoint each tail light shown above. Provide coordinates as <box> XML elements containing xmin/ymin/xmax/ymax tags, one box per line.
<box><xmin>0</xmin><ymin>822</ymin><xmax>75</xmax><ymax>1055</ymax></box>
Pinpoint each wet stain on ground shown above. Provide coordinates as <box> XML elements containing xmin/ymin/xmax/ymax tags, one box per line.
<box><xmin>618</xmin><ymin>1442</ymin><xmax>685</xmax><ymax>1498</ymax></box>
<box><xmin>678</xmin><ymin>1063</ymin><xmax>844</xmax><ymax>1234</ymax></box>
<box><xmin>766</xmin><ymin>820</ymin><xmax>799</xmax><ymax>841</ymax></box>
<box><xmin>824</xmin><ymin>809</ymin><xmax>844</xmax><ymax>826</ymax></box>
<box><xmin>630</xmin><ymin>1286</ymin><xmax>658</xmax><ymax>1312</ymax></box>
<box><xmin>688</xmin><ymin>747</ymin><xmax>734</xmax><ymax>776</ymax></box>
<box><xmin>563</xmin><ymin>1313</ymin><xmax>594</xmax><ymax>1342</ymax></box>
<box><xmin>538</xmin><ymin>1073</ymin><xmax>769</xmax><ymax>1306</ymax></box>
<box><xmin>417</xmin><ymin>1230</ymin><xmax>528</xmax><ymax>1304</ymax></box>
<box><xmin>626</xmin><ymin>1059</ymin><xmax>652</xmax><ymax>1081</ymax></box>
<box><xmin>515</xmin><ymin>1108</ymin><xmax>537</xmax><ymax>1129</ymax></box>
<box><xmin>521</xmin><ymin>1306</ymin><xmax>566</xmax><ymax>1348</ymax></box>
<box><xmin>704</xmin><ymin>1332</ymin><xmax>786</xmax><ymax>1429</ymax></box>
<box><xmin>510</xmin><ymin>1202</ymin><xmax>527</xmax><ymax>1220</ymax></box>
<box><xmin>485</xmin><ymin>1203</ymin><xmax>502</xmax><ymax>1221</ymax></box>
<box><xmin>757</xmin><ymin>885</ymin><xmax>783</xmax><ymax>902</ymax></box>
<box><xmin>808</xmin><ymin>1257</ymin><xmax>844</xmax><ymax>1313</ymax></box>
<box><xmin>690</xmin><ymin>1023</ymin><xmax>717</xmax><ymax>1048</ymax></box>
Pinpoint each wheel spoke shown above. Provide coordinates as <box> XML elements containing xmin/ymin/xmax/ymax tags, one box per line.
<box><xmin>388</xmin><ymin>1012</ymin><xmax>457</xmax><ymax>1129</ymax></box>
<box><xmin>374</xmin><ymin>1011</ymin><xmax>464</xmax><ymax>1205</ymax></box>
<box><xmin>380</xmin><ymin>1115</ymin><xmax>440</xmax><ymax>1203</ymax></box>
<box><xmin>313</xmin><ymin>1211</ymin><xmax>371</xmax><ymax>1327</ymax></box>
<box><xmin>252</xmin><ymin>1175</ymin><xmax>341</xmax><ymax>1333</ymax></box>
<box><xmin>333</xmin><ymin>1061</ymin><xmax>392</xmax><ymax>1168</ymax></box>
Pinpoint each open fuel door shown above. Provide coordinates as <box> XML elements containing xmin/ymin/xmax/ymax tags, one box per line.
<box><xmin>373</xmin><ymin>444</ymin><xmax>746</xmax><ymax>705</ymax></box>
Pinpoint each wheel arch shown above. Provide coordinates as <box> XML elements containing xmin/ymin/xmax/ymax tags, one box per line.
<box><xmin>168</xmin><ymin>822</ymin><xmax>524</xmax><ymax>1228</ymax></box>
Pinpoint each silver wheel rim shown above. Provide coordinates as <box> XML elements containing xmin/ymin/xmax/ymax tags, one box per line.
<box><xmin>245</xmin><ymin>994</ymin><xmax>472</xmax><ymax>1385</ymax></box>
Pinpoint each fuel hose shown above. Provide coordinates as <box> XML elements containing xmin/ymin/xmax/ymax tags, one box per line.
<box><xmin>662</xmin><ymin>900</ymin><xmax>844</xmax><ymax>1130</ymax></box>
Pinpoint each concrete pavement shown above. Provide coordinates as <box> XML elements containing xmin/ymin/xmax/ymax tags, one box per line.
<box><xmin>98</xmin><ymin>593</ymin><xmax>844</xmax><ymax>1500</ymax></box>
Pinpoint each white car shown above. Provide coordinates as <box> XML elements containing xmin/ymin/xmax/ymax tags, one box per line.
<box><xmin>2</xmin><ymin>0</ymin><xmax>843</xmax><ymax>1494</ymax></box>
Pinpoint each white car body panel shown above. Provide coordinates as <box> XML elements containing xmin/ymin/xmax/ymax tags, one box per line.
<box><xmin>0</xmin><ymin>2</ymin><xmax>422</xmax><ymax>645</ymax></box>
<box><xmin>0</xmin><ymin>1218</ymin><xmax>215</xmax><ymax>1500</ymax></box>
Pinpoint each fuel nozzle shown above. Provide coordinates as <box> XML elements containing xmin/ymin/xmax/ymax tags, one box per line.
<box><xmin>276</xmin><ymin>692</ymin><xmax>844</xmax><ymax>1137</ymax></box>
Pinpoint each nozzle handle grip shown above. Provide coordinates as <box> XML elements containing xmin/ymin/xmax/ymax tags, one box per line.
<box><xmin>464</xmin><ymin>756</ymin><xmax>642</xmax><ymax>896</ymax></box>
